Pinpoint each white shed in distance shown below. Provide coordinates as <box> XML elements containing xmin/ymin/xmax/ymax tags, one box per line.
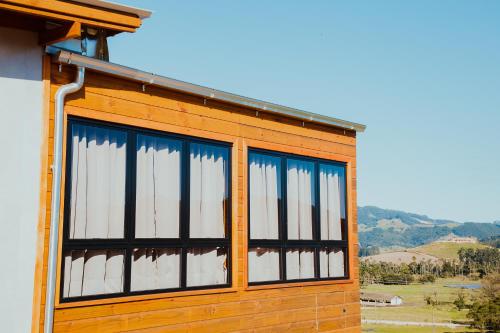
<box><xmin>361</xmin><ymin>292</ymin><xmax>403</xmax><ymax>306</ymax></box>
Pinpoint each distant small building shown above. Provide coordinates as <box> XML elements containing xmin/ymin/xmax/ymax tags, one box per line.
<box><xmin>361</xmin><ymin>292</ymin><xmax>403</xmax><ymax>306</ymax></box>
<box><xmin>437</xmin><ymin>233</ymin><xmax>478</xmax><ymax>244</ymax></box>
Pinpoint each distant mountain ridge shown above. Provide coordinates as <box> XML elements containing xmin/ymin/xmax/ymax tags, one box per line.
<box><xmin>358</xmin><ymin>206</ymin><xmax>500</xmax><ymax>249</ymax></box>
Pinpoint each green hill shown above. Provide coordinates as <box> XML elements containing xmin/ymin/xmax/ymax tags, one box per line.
<box><xmin>358</xmin><ymin>206</ymin><xmax>500</xmax><ymax>250</ymax></box>
<box><xmin>413</xmin><ymin>242</ymin><xmax>489</xmax><ymax>260</ymax></box>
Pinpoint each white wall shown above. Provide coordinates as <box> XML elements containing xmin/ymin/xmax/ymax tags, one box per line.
<box><xmin>0</xmin><ymin>27</ymin><xmax>44</xmax><ymax>332</ymax></box>
<box><xmin>391</xmin><ymin>297</ymin><xmax>403</xmax><ymax>306</ymax></box>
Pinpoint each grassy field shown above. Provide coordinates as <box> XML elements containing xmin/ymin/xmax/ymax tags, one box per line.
<box><xmin>361</xmin><ymin>277</ymin><xmax>479</xmax><ymax>324</ymax></box>
<box><xmin>362</xmin><ymin>250</ymin><xmax>438</xmax><ymax>264</ymax></box>
<box><xmin>413</xmin><ymin>242</ymin><xmax>489</xmax><ymax>260</ymax></box>
<box><xmin>362</xmin><ymin>324</ymin><xmax>478</xmax><ymax>333</ymax></box>
<box><xmin>362</xmin><ymin>242</ymin><xmax>492</xmax><ymax>332</ymax></box>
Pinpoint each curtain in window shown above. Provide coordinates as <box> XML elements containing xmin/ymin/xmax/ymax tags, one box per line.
<box><xmin>249</xmin><ymin>153</ymin><xmax>280</xmax><ymax>239</ymax></box>
<box><xmin>287</xmin><ymin>159</ymin><xmax>314</xmax><ymax>240</ymax></box>
<box><xmin>319</xmin><ymin>164</ymin><xmax>345</xmax><ymax>240</ymax></box>
<box><xmin>286</xmin><ymin>249</ymin><xmax>314</xmax><ymax>280</ymax></box>
<box><xmin>320</xmin><ymin>249</ymin><xmax>345</xmax><ymax>278</ymax></box>
<box><xmin>135</xmin><ymin>135</ymin><xmax>181</xmax><ymax>238</ymax></box>
<box><xmin>186</xmin><ymin>248</ymin><xmax>227</xmax><ymax>286</ymax></box>
<box><xmin>69</xmin><ymin>124</ymin><xmax>126</xmax><ymax>239</ymax></box>
<box><xmin>190</xmin><ymin>144</ymin><xmax>227</xmax><ymax>238</ymax></box>
<box><xmin>131</xmin><ymin>248</ymin><xmax>180</xmax><ymax>291</ymax></box>
<box><xmin>63</xmin><ymin>250</ymin><xmax>124</xmax><ymax>297</ymax></box>
<box><xmin>248</xmin><ymin>248</ymin><xmax>280</xmax><ymax>282</ymax></box>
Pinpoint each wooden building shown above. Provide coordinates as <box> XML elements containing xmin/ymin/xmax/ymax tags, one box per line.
<box><xmin>0</xmin><ymin>1</ymin><xmax>366</xmax><ymax>332</ymax></box>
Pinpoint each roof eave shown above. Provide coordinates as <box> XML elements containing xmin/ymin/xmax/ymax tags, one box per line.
<box><xmin>54</xmin><ymin>51</ymin><xmax>366</xmax><ymax>133</ymax></box>
<box><xmin>0</xmin><ymin>0</ymin><xmax>147</xmax><ymax>33</ymax></box>
<box><xmin>69</xmin><ymin>0</ymin><xmax>152</xmax><ymax>20</ymax></box>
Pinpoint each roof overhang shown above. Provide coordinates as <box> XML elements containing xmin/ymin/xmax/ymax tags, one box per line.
<box><xmin>70</xmin><ymin>0</ymin><xmax>151</xmax><ymax>20</ymax></box>
<box><xmin>0</xmin><ymin>0</ymin><xmax>151</xmax><ymax>39</ymax></box>
<box><xmin>54</xmin><ymin>51</ymin><xmax>366</xmax><ymax>133</ymax></box>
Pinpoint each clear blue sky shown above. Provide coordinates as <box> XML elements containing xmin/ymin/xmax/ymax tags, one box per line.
<box><xmin>109</xmin><ymin>1</ymin><xmax>500</xmax><ymax>222</ymax></box>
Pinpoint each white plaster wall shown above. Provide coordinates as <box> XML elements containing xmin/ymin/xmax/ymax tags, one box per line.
<box><xmin>0</xmin><ymin>27</ymin><xmax>44</xmax><ymax>332</ymax></box>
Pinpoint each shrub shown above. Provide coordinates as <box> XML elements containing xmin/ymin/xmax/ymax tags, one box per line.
<box><xmin>418</xmin><ymin>274</ymin><xmax>436</xmax><ymax>283</ymax></box>
<box><xmin>453</xmin><ymin>289</ymin><xmax>467</xmax><ymax>311</ymax></box>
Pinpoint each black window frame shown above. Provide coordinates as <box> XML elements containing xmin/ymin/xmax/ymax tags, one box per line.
<box><xmin>247</xmin><ymin>148</ymin><xmax>349</xmax><ymax>285</ymax></box>
<box><xmin>60</xmin><ymin>117</ymin><xmax>232</xmax><ymax>302</ymax></box>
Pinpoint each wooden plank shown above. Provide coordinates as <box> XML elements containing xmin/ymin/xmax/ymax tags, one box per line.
<box><xmin>52</xmin><ymin>69</ymin><xmax>356</xmax><ymax>146</ymax></box>
<box><xmin>2</xmin><ymin>0</ymin><xmax>141</xmax><ymax>27</ymax></box>
<box><xmin>0</xmin><ymin>3</ymin><xmax>136</xmax><ymax>32</ymax></box>
<box><xmin>318</xmin><ymin>317</ymin><xmax>346</xmax><ymax>332</ymax></box>
<box><xmin>53</xmin><ymin>116</ymin><xmax>70</xmax><ymax>307</ymax></box>
<box><xmin>123</xmin><ymin>322</ymin><xmax>189</xmax><ymax>333</ymax></box>
<box><xmin>57</xmin><ymin>293</ymin><xmax>319</xmax><ymax>323</ymax></box>
<box><xmin>56</xmin><ymin>301</ymin><xmax>321</xmax><ymax>332</ymax></box>
<box><xmin>60</xmin><ymin>98</ymin><xmax>357</xmax><ymax>159</ymax></box>
<box><xmin>345</xmin><ymin>314</ymin><xmax>361</xmax><ymax>328</ymax></box>
<box><xmin>248</xmin><ymin>320</ymin><xmax>318</xmax><ymax>333</ymax></box>
<box><xmin>322</xmin><ymin>327</ymin><xmax>361</xmax><ymax>333</ymax></box>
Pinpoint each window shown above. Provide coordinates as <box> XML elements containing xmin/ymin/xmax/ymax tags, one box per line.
<box><xmin>248</xmin><ymin>149</ymin><xmax>348</xmax><ymax>284</ymax></box>
<box><xmin>61</xmin><ymin>119</ymin><xmax>231</xmax><ymax>301</ymax></box>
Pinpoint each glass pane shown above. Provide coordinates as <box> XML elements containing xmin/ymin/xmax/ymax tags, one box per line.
<box><xmin>319</xmin><ymin>248</ymin><xmax>345</xmax><ymax>278</ymax></box>
<box><xmin>187</xmin><ymin>247</ymin><xmax>227</xmax><ymax>287</ymax></box>
<box><xmin>248</xmin><ymin>247</ymin><xmax>280</xmax><ymax>282</ymax></box>
<box><xmin>131</xmin><ymin>248</ymin><xmax>180</xmax><ymax>291</ymax></box>
<box><xmin>68</xmin><ymin>124</ymin><xmax>127</xmax><ymax>239</ymax></box>
<box><xmin>286</xmin><ymin>248</ymin><xmax>314</xmax><ymax>280</ymax></box>
<box><xmin>135</xmin><ymin>135</ymin><xmax>182</xmax><ymax>238</ymax></box>
<box><xmin>319</xmin><ymin>164</ymin><xmax>346</xmax><ymax>240</ymax></box>
<box><xmin>249</xmin><ymin>153</ymin><xmax>281</xmax><ymax>240</ymax></box>
<box><xmin>63</xmin><ymin>249</ymin><xmax>124</xmax><ymax>298</ymax></box>
<box><xmin>287</xmin><ymin>159</ymin><xmax>315</xmax><ymax>240</ymax></box>
<box><xmin>189</xmin><ymin>143</ymin><xmax>229</xmax><ymax>238</ymax></box>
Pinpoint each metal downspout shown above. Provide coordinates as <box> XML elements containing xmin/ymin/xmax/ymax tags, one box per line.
<box><xmin>44</xmin><ymin>66</ymin><xmax>85</xmax><ymax>333</ymax></box>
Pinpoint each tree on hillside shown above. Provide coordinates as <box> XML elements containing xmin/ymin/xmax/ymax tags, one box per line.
<box><xmin>458</xmin><ymin>247</ymin><xmax>500</xmax><ymax>277</ymax></box>
<box><xmin>359</xmin><ymin>246</ymin><xmax>380</xmax><ymax>257</ymax></box>
<box><xmin>453</xmin><ymin>289</ymin><xmax>467</xmax><ymax>311</ymax></box>
<box><xmin>467</xmin><ymin>273</ymin><xmax>500</xmax><ymax>332</ymax></box>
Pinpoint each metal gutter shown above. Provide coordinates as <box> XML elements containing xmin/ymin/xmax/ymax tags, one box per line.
<box><xmin>44</xmin><ymin>66</ymin><xmax>85</xmax><ymax>333</ymax></box>
<box><xmin>69</xmin><ymin>0</ymin><xmax>152</xmax><ymax>19</ymax></box>
<box><xmin>54</xmin><ymin>51</ymin><xmax>366</xmax><ymax>132</ymax></box>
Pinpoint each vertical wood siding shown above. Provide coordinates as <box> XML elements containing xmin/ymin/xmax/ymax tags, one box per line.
<box><xmin>37</xmin><ymin>65</ymin><xmax>360</xmax><ymax>333</ymax></box>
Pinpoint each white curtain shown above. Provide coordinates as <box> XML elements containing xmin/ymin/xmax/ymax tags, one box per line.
<box><xmin>319</xmin><ymin>249</ymin><xmax>345</xmax><ymax>278</ymax></box>
<box><xmin>131</xmin><ymin>248</ymin><xmax>180</xmax><ymax>291</ymax></box>
<box><xmin>63</xmin><ymin>250</ymin><xmax>124</xmax><ymax>297</ymax></box>
<box><xmin>287</xmin><ymin>159</ymin><xmax>314</xmax><ymax>240</ymax></box>
<box><xmin>286</xmin><ymin>249</ymin><xmax>314</xmax><ymax>280</ymax></box>
<box><xmin>249</xmin><ymin>153</ymin><xmax>280</xmax><ymax>239</ymax></box>
<box><xmin>248</xmin><ymin>248</ymin><xmax>280</xmax><ymax>282</ymax></box>
<box><xmin>319</xmin><ymin>164</ymin><xmax>345</xmax><ymax>240</ymax></box>
<box><xmin>69</xmin><ymin>124</ymin><xmax>126</xmax><ymax>239</ymax></box>
<box><xmin>187</xmin><ymin>248</ymin><xmax>227</xmax><ymax>286</ymax></box>
<box><xmin>135</xmin><ymin>135</ymin><xmax>181</xmax><ymax>238</ymax></box>
<box><xmin>190</xmin><ymin>144</ymin><xmax>227</xmax><ymax>238</ymax></box>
